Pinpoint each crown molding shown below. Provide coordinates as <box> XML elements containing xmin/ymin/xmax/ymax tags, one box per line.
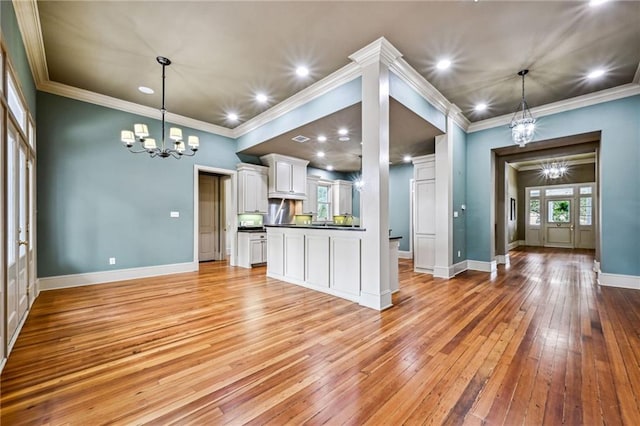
<box><xmin>633</xmin><ymin>62</ymin><xmax>640</xmax><ymax>84</ymax></box>
<box><xmin>39</xmin><ymin>80</ymin><xmax>235</xmax><ymax>138</ymax></box>
<box><xmin>348</xmin><ymin>36</ymin><xmax>403</xmax><ymax>68</ymax></box>
<box><xmin>468</xmin><ymin>83</ymin><xmax>640</xmax><ymax>133</ymax></box>
<box><xmin>12</xmin><ymin>0</ymin><xmax>48</xmax><ymax>86</ymax></box>
<box><xmin>447</xmin><ymin>103</ymin><xmax>470</xmax><ymax>131</ymax></box>
<box><xmin>233</xmin><ymin>62</ymin><xmax>361</xmax><ymax>138</ymax></box>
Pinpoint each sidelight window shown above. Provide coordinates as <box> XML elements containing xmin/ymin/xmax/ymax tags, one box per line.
<box><xmin>580</xmin><ymin>197</ymin><xmax>592</xmax><ymax>226</ymax></box>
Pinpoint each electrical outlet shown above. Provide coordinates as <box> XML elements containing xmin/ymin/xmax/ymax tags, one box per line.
<box><xmin>170</xmin><ymin>211</ymin><xmax>180</xmax><ymax>218</ymax></box>
<box><xmin>457</xmin><ymin>250</ymin><xmax>461</xmax><ymax>258</ymax></box>
<box><xmin>109</xmin><ymin>257</ymin><xmax>116</xmax><ymax>265</ymax></box>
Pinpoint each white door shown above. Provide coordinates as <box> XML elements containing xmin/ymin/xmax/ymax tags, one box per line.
<box><xmin>544</xmin><ymin>198</ymin><xmax>574</xmax><ymax>248</ymax></box>
<box><xmin>198</xmin><ymin>174</ymin><xmax>220</xmax><ymax>261</ymax></box>
<box><xmin>7</xmin><ymin>126</ymin><xmax>29</xmax><ymax>345</ymax></box>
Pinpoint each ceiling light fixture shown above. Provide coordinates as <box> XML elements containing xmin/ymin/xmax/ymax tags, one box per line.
<box><xmin>317</xmin><ymin>135</ymin><xmax>327</xmax><ymax>142</ymax></box>
<box><xmin>589</xmin><ymin>0</ymin><xmax>608</xmax><ymax>7</ymax></box>
<box><xmin>436</xmin><ymin>59</ymin><xmax>451</xmax><ymax>70</ymax></box>
<box><xmin>509</xmin><ymin>69</ymin><xmax>536</xmax><ymax>148</ymax></box>
<box><xmin>338</xmin><ymin>128</ymin><xmax>348</xmax><ymax>136</ymax></box>
<box><xmin>120</xmin><ymin>56</ymin><xmax>199</xmax><ymax>159</ymax></box>
<box><xmin>587</xmin><ymin>69</ymin><xmax>605</xmax><ymax>79</ymax></box>
<box><xmin>475</xmin><ymin>103</ymin><xmax>487</xmax><ymax>112</ymax></box>
<box><xmin>138</xmin><ymin>86</ymin><xmax>154</xmax><ymax>94</ymax></box>
<box><xmin>227</xmin><ymin>112</ymin><xmax>239</xmax><ymax>121</ymax></box>
<box><xmin>339</xmin><ymin>136</ymin><xmax>350</xmax><ymax>142</ymax></box>
<box><xmin>296</xmin><ymin>66</ymin><xmax>309</xmax><ymax>77</ymax></box>
<box><xmin>256</xmin><ymin>93</ymin><xmax>268</xmax><ymax>103</ymax></box>
<box><xmin>326</xmin><ymin>165</ymin><xmax>334</xmax><ymax>171</ymax></box>
<box><xmin>317</xmin><ymin>151</ymin><xmax>325</xmax><ymax>158</ymax></box>
<box><xmin>541</xmin><ymin>162</ymin><xmax>568</xmax><ymax>179</ymax></box>
<box><xmin>403</xmin><ymin>155</ymin><xmax>412</xmax><ymax>163</ymax></box>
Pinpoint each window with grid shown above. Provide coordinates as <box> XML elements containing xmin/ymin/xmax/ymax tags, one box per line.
<box><xmin>317</xmin><ymin>184</ymin><xmax>331</xmax><ymax>221</ymax></box>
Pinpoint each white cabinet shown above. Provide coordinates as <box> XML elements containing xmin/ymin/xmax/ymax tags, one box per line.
<box><xmin>237</xmin><ymin>163</ymin><xmax>268</xmax><ymax>214</ymax></box>
<box><xmin>237</xmin><ymin>232</ymin><xmax>267</xmax><ymax>268</ymax></box>
<box><xmin>260</xmin><ymin>154</ymin><xmax>309</xmax><ymax>200</ymax></box>
<box><xmin>332</xmin><ymin>180</ymin><xmax>353</xmax><ymax>216</ymax></box>
<box><xmin>412</xmin><ymin>155</ymin><xmax>436</xmax><ymax>273</ymax></box>
<box><xmin>305</xmin><ymin>234</ymin><xmax>330</xmax><ymax>288</ymax></box>
<box><xmin>300</xmin><ymin>175</ymin><xmax>320</xmax><ymax>215</ymax></box>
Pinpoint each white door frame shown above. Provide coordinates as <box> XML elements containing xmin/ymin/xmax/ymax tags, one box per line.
<box><xmin>193</xmin><ymin>165</ymin><xmax>237</xmax><ymax>268</ymax></box>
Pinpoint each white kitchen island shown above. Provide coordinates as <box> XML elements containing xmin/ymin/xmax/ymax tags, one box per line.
<box><xmin>265</xmin><ymin>225</ymin><xmax>401</xmax><ymax>306</ymax></box>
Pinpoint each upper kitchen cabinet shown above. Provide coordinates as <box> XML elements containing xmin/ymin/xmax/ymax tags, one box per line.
<box><xmin>237</xmin><ymin>163</ymin><xmax>269</xmax><ymax>214</ymax></box>
<box><xmin>332</xmin><ymin>180</ymin><xmax>353</xmax><ymax>216</ymax></box>
<box><xmin>260</xmin><ymin>154</ymin><xmax>309</xmax><ymax>200</ymax></box>
<box><xmin>300</xmin><ymin>175</ymin><xmax>320</xmax><ymax>215</ymax></box>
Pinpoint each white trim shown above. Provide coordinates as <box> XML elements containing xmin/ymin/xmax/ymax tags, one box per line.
<box><xmin>359</xmin><ymin>290</ymin><xmax>393</xmax><ymax>311</ymax></box>
<box><xmin>398</xmin><ymin>250</ymin><xmax>413</xmax><ymax>259</ymax></box>
<box><xmin>348</xmin><ymin>37</ymin><xmax>403</xmax><ymax>68</ymax></box>
<box><xmin>453</xmin><ymin>261</ymin><xmax>468</xmax><ymax>276</ymax></box>
<box><xmin>467</xmin><ymin>260</ymin><xmax>498</xmax><ymax>273</ymax></box>
<box><xmin>633</xmin><ymin>62</ymin><xmax>640</xmax><ymax>84</ymax></box>
<box><xmin>593</xmin><ymin>260</ymin><xmax>601</xmax><ymax>273</ymax></box>
<box><xmin>468</xmin><ymin>83</ymin><xmax>640</xmax><ymax>133</ymax></box>
<box><xmin>433</xmin><ymin>265</ymin><xmax>453</xmax><ymax>279</ymax></box>
<box><xmin>598</xmin><ymin>272</ymin><xmax>640</xmax><ymax>290</ymax></box>
<box><xmin>12</xmin><ymin>0</ymin><xmax>48</xmax><ymax>86</ymax></box>
<box><xmin>495</xmin><ymin>254</ymin><xmax>510</xmax><ymax>265</ymax></box>
<box><xmin>507</xmin><ymin>240</ymin><xmax>524</xmax><ymax>250</ymax></box>
<box><xmin>233</xmin><ymin>62</ymin><xmax>361</xmax><ymax>138</ymax></box>
<box><xmin>38</xmin><ymin>262</ymin><xmax>197</xmax><ymax>291</ymax></box>
<box><xmin>38</xmin><ymin>80</ymin><xmax>234</xmax><ymax>138</ymax></box>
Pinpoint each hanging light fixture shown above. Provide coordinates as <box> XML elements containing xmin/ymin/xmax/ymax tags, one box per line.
<box><xmin>541</xmin><ymin>162</ymin><xmax>568</xmax><ymax>179</ymax></box>
<box><xmin>510</xmin><ymin>69</ymin><xmax>536</xmax><ymax>147</ymax></box>
<box><xmin>120</xmin><ymin>56</ymin><xmax>199</xmax><ymax>158</ymax></box>
<box><xmin>353</xmin><ymin>154</ymin><xmax>364</xmax><ymax>192</ymax></box>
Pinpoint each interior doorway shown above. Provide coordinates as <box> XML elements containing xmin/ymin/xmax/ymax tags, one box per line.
<box><xmin>193</xmin><ymin>165</ymin><xmax>237</xmax><ymax>267</ymax></box>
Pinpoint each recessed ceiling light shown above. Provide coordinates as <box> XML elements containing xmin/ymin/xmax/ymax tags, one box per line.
<box><xmin>256</xmin><ymin>93</ymin><xmax>268</xmax><ymax>103</ymax></box>
<box><xmin>317</xmin><ymin>151</ymin><xmax>325</xmax><ymax>158</ymax></box>
<box><xmin>138</xmin><ymin>86</ymin><xmax>154</xmax><ymax>94</ymax></box>
<box><xmin>326</xmin><ymin>165</ymin><xmax>334</xmax><ymax>171</ymax></box>
<box><xmin>227</xmin><ymin>112</ymin><xmax>239</xmax><ymax>121</ymax></box>
<box><xmin>587</xmin><ymin>69</ymin><xmax>605</xmax><ymax>79</ymax></box>
<box><xmin>475</xmin><ymin>103</ymin><xmax>487</xmax><ymax>112</ymax></box>
<box><xmin>339</xmin><ymin>136</ymin><xmax>350</xmax><ymax>142</ymax></box>
<box><xmin>317</xmin><ymin>135</ymin><xmax>327</xmax><ymax>142</ymax></box>
<box><xmin>589</xmin><ymin>0</ymin><xmax>608</xmax><ymax>7</ymax></box>
<box><xmin>338</xmin><ymin>128</ymin><xmax>348</xmax><ymax>136</ymax></box>
<box><xmin>403</xmin><ymin>155</ymin><xmax>412</xmax><ymax>163</ymax></box>
<box><xmin>296</xmin><ymin>66</ymin><xmax>309</xmax><ymax>77</ymax></box>
<box><xmin>436</xmin><ymin>59</ymin><xmax>451</xmax><ymax>70</ymax></box>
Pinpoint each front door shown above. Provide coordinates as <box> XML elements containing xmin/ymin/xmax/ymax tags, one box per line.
<box><xmin>544</xmin><ymin>198</ymin><xmax>574</xmax><ymax>248</ymax></box>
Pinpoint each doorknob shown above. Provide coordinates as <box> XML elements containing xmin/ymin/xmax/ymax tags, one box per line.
<box><xmin>18</xmin><ymin>240</ymin><xmax>28</xmax><ymax>246</ymax></box>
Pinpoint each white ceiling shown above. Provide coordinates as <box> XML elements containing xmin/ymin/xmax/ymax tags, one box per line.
<box><xmin>33</xmin><ymin>0</ymin><xmax>640</xmax><ymax>130</ymax></box>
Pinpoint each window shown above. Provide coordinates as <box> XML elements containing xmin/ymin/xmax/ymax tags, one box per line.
<box><xmin>548</xmin><ymin>200</ymin><xmax>570</xmax><ymax>223</ymax></box>
<box><xmin>580</xmin><ymin>187</ymin><xmax>592</xmax><ymax>195</ymax></box>
<box><xmin>7</xmin><ymin>72</ymin><xmax>26</xmax><ymax>133</ymax></box>
<box><xmin>317</xmin><ymin>184</ymin><xmax>331</xmax><ymax>221</ymax></box>
<box><xmin>580</xmin><ymin>197</ymin><xmax>592</xmax><ymax>226</ymax></box>
<box><xmin>529</xmin><ymin>199</ymin><xmax>540</xmax><ymax>225</ymax></box>
<box><xmin>545</xmin><ymin>187</ymin><xmax>573</xmax><ymax>197</ymax></box>
<box><xmin>529</xmin><ymin>189</ymin><xmax>540</xmax><ymax>197</ymax></box>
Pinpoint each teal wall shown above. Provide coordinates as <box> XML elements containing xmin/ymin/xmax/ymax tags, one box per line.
<box><xmin>389</xmin><ymin>164</ymin><xmax>413</xmax><ymax>251</ymax></box>
<box><xmin>452</xmin><ymin>123</ymin><xmax>467</xmax><ymax>263</ymax></box>
<box><xmin>236</xmin><ymin>77</ymin><xmax>362</xmax><ymax>151</ymax></box>
<box><xmin>466</xmin><ymin>95</ymin><xmax>640</xmax><ymax>276</ymax></box>
<box><xmin>37</xmin><ymin>92</ymin><xmax>239</xmax><ymax>277</ymax></box>
<box><xmin>390</xmin><ymin>72</ymin><xmax>446</xmax><ymax>132</ymax></box>
<box><xmin>1</xmin><ymin>0</ymin><xmax>36</xmax><ymax>113</ymax></box>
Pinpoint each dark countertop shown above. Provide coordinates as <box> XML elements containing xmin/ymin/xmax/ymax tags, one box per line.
<box><xmin>264</xmin><ymin>224</ymin><xmax>366</xmax><ymax>232</ymax></box>
<box><xmin>237</xmin><ymin>228</ymin><xmax>266</xmax><ymax>233</ymax></box>
<box><xmin>389</xmin><ymin>236</ymin><xmax>403</xmax><ymax>241</ymax></box>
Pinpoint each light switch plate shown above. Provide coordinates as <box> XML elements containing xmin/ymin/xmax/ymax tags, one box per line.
<box><xmin>453</xmin><ymin>211</ymin><xmax>458</xmax><ymax>218</ymax></box>
<box><xmin>170</xmin><ymin>211</ymin><xmax>180</xmax><ymax>218</ymax></box>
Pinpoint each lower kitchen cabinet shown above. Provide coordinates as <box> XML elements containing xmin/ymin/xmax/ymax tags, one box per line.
<box><xmin>237</xmin><ymin>232</ymin><xmax>267</xmax><ymax>268</ymax></box>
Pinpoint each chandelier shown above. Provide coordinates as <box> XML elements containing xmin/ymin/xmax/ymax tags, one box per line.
<box><xmin>541</xmin><ymin>162</ymin><xmax>567</xmax><ymax>179</ymax></box>
<box><xmin>120</xmin><ymin>56</ymin><xmax>199</xmax><ymax>158</ymax></box>
<box><xmin>510</xmin><ymin>69</ymin><xmax>536</xmax><ymax>147</ymax></box>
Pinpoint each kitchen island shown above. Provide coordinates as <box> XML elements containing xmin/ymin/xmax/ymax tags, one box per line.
<box><xmin>265</xmin><ymin>225</ymin><xmax>401</xmax><ymax>306</ymax></box>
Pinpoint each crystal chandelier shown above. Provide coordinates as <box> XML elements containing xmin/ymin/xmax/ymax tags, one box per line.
<box><xmin>510</xmin><ymin>69</ymin><xmax>536</xmax><ymax>147</ymax></box>
<box><xmin>541</xmin><ymin>162</ymin><xmax>567</xmax><ymax>179</ymax></box>
<box><xmin>120</xmin><ymin>56</ymin><xmax>199</xmax><ymax>158</ymax></box>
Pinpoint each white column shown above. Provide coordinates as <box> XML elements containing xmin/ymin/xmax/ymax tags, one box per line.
<box><xmin>433</xmin><ymin>107</ymin><xmax>460</xmax><ymax>278</ymax></box>
<box><xmin>349</xmin><ymin>38</ymin><xmax>401</xmax><ymax>310</ymax></box>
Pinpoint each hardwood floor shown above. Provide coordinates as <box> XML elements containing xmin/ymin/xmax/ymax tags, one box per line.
<box><xmin>2</xmin><ymin>247</ymin><xmax>640</xmax><ymax>425</ymax></box>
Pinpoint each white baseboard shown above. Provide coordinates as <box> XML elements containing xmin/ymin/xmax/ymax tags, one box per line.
<box><xmin>507</xmin><ymin>240</ymin><xmax>523</xmax><ymax>250</ymax></box>
<box><xmin>39</xmin><ymin>262</ymin><xmax>198</xmax><ymax>290</ymax></box>
<box><xmin>433</xmin><ymin>260</ymin><xmax>469</xmax><ymax>279</ymax></box>
<box><xmin>398</xmin><ymin>250</ymin><xmax>413</xmax><ymax>259</ymax></box>
<box><xmin>453</xmin><ymin>261</ymin><xmax>468</xmax><ymax>275</ymax></box>
<box><xmin>467</xmin><ymin>259</ymin><xmax>498</xmax><ymax>273</ymax></box>
<box><xmin>598</xmin><ymin>272</ymin><xmax>640</xmax><ymax>290</ymax></box>
<box><xmin>359</xmin><ymin>290</ymin><xmax>393</xmax><ymax>311</ymax></box>
<box><xmin>495</xmin><ymin>254</ymin><xmax>510</xmax><ymax>265</ymax></box>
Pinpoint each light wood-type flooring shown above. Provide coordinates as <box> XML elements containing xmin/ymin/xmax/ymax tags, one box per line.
<box><xmin>2</xmin><ymin>247</ymin><xmax>640</xmax><ymax>425</ymax></box>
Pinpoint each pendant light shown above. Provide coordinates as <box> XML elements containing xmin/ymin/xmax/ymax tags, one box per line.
<box><xmin>509</xmin><ymin>69</ymin><xmax>536</xmax><ymax>147</ymax></box>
